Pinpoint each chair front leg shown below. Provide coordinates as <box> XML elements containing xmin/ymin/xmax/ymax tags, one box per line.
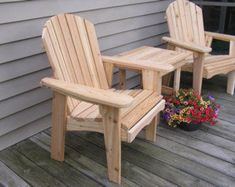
<box><xmin>227</xmin><ymin>71</ymin><xmax>235</xmax><ymax>95</ymax></box>
<box><xmin>145</xmin><ymin>116</ymin><xmax>158</xmax><ymax>142</ymax></box>
<box><xmin>100</xmin><ymin>105</ymin><xmax>121</xmax><ymax>184</ymax></box>
<box><xmin>51</xmin><ymin>92</ymin><xmax>67</xmax><ymax>161</ymax></box>
<box><xmin>142</xmin><ymin>70</ymin><xmax>161</xmax><ymax>142</ymax></box>
<box><xmin>227</xmin><ymin>41</ymin><xmax>235</xmax><ymax>95</ymax></box>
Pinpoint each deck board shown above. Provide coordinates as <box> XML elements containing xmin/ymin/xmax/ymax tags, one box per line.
<box><xmin>0</xmin><ymin>73</ymin><xmax>235</xmax><ymax>186</ymax></box>
<box><xmin>0</xmin><ymin>148</ymin><xmax>65</xmax><ymax>186</ymax></box>
<box><xmin>200</xmin><ymin>121</ymin><xmax>235</xmax><ymax>142</ymax></box>
<box><xmin>0</xmin><ymin>161</ymin><xmax>30</xmax><ymax>187</ymax></box>
<box><xmin>157</xmin><ymin>126</ymin><xmax>235</xmax><ymax>164</ymax></box>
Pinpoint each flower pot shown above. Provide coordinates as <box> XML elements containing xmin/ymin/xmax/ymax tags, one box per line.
<box><xmin>178</xmin><ymin>122</ymin><xmax>201</xmax><ymax>131</ymax></box>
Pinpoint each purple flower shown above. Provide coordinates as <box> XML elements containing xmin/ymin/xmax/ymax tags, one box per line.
<box><xmin>208</xmin><ymin>95</ymin><xmax>215</xmax><ymax>101</ymax></box>
<box><xmin>163</xmin><ymin>112</ymin><xmax>171</xmax><ymax>121</ymax></box>
<box><xmin>175</xmin><ymin>108</ymin><xmax>181</xmax><ymax>114</ymax></box>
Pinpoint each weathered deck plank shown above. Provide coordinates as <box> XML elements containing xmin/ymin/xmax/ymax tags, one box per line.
<box><xmin>129</xmin><ymin>138</ymin><xmax>235</xmax><ymax>186</ymax></box>
<box><xmin>31</xmin><ymin>132</ymin><xmax>138</xmax><ymax>187</ymax></box>
<box><xmin>0</xmin><ymin>161</ymin><xmax>30</xmax><ymax>187</ymax></box>
<box><xmin>153</xmin><ymin>135</ymin><xmax>235</xmax><ymax>178</ymax></box>
<box><xmin>157</xmin><ymin>126</ymin><xmax>235</xmax><ymax>164</ymax></box>
<box><xmin>216</xmin><ymin>98</ymin><xmax>235</xmax><ymax>123</ymax></box>
<box><xmin>14</xmin><ymin>140</ymin><xmax>102</xmax><ymax>187</ymax></box>
<box><xmin>200</xmin><ymin>121</ymin><xmax>235</xmax><ymax>142</ymax></box>
<box><xmin>74</xmin><ymin>132</ymin><xmax>215</xmax><ymax>187</ymax></box>
<box><xmin>32</xmin><ymin>132</ymin><xmax>175</xmax><ymax>187</ymax></box>
<box><xmin>172</xmin><ymin>127</ymin><xmax>235</xmax><ymax>152</ymax></box>
<box><xmin>63</xmin><ymin>132</ymin><xmax>176</xmax><ymax>187</ymax></box>
<box><xmin>0</xmin><ymin>148</ymin><xmax>66</xmax><ymax>186</ymax></box>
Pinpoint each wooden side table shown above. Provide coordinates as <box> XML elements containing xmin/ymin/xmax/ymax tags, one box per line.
<box><xmin>104</xmin><ymin>46</ymin><xmax>191</xmax><ymax>95</ymax></box>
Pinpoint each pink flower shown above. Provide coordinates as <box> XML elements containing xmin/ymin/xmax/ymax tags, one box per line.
<box><xmin>183</xmin><ymin>101</ymin><xmax>188</xmax><ymax>105</ymax></box>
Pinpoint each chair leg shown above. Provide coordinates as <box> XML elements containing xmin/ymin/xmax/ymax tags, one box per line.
<box><xmin>145</xmin><ymin>115</ymin><xmax>158</xmax><ymax>142</ymax></box>
<box><xmin>100</xmin><ymin>106</ymin><xmax>121</xmax><ymax>184</ymax></box>
<box><xmin>119</xmin><ymin>69</ymin><xmax>126</xmax><ymax>89</ymax></box>
<box><xmin>227</xmin><ymin>71</ymin><xmax>235</xmax><ymax>95</ymax></box>
<box><xmin>193</xmin><ymin>53</ymin><xmax>205</xmax><ymax>95</ymax></box>
<box><xmin>162</xmin><ymin>73</ymin><xmax>173</xmax><ymax>87</ymax></box>
<box><xmin>173</xmin><ymin>68</ymin><xmax>181</xmax><ymax>92</ymax></box>
<box><xmin>51</xmin><ymin>92</ymin><xmax>67</xmax><ymax>161</ymax></box>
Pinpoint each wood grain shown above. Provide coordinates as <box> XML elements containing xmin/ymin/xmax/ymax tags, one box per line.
<box><xmin>51</xmin><ymin>92</ymin><xmax>67</xmax><ymax>161</ymax></box>
<box><xmin>227</xmin><ymin>41</ymin><xmax>235</xmax><ymax>95</ymax></box>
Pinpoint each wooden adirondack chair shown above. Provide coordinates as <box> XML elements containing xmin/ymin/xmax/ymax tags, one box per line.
<box><xmin>40</xmin><ymin>14</ymin><xmax>167</xmax><ymax>184</ymax></box>
<box><xmin>163</xmin><ymin>0</ymin><xmax>235</xmax><ymax>95</ymax></box>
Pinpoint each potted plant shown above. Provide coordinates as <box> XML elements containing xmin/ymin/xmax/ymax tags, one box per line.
<box><xmin>162</xmin><ymin>89</ymin><xmax>220</xmax><ymax>131</ymax></box>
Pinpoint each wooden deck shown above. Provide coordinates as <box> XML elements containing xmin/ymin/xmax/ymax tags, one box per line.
<box><xmin>0</xmin><ymin>73</ymin><xmax>235</xmax><ymax>187</ymax></box>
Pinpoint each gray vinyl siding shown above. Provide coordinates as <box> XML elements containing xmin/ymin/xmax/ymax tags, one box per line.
<box><xmin>0</xmin><ymin>0</ymin><xmax>171</xmax><ymax>150</ymax></box>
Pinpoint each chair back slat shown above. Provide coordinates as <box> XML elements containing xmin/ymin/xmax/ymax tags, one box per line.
<box><xmin>166</xmin><ymin>0</ymin><xmax>206</xmax><ymax>50</ymax></box>
<box><xmin>42</xmin><ymin>14</ymin><xmax>109</xmax><ymax>111</ymax></box>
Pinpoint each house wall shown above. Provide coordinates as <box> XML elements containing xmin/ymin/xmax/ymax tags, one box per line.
<box><xmin>0</xmin><ymin>0</ymin><xmax>171</xmax><ymax>150</ymax></box>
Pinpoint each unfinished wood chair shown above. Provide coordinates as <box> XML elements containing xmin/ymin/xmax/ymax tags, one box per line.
<box><xmin>40</xmin><ymin>14</ymin><xmax>167</xmax><ymax>184</ymax></box>
<box><xmin>163</xmin><ymin>0</ymin><xmax>235</xmax><ymax>95</ymax></box>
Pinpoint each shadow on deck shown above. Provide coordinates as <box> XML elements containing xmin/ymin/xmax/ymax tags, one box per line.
<box><xmin>0</xmin><ymin>73</ymin><xmax>235</xmax><ymax>187</ymax></box>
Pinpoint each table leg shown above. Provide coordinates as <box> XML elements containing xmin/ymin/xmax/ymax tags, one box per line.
<box><xmin>193</xmin><ymin>52</ymin><xmax>205</xmax><ymax>95</ymax></box>
<box><xmin>174</xmin><ymin>68</ymin><xmax>181</xmax><ymax>92</ymax></box>
<box><xmin>119</xmin><ymin>69</ymin><xmax>126</xmax><ymax>89</ymax></box>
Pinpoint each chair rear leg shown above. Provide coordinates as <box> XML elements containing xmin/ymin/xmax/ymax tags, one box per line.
<box><xmin>227</xmin><ymin>71</ymin><xmax>235</xmax><ymax>95</ymax></box>
<box><xmin>100</xmin><ymin>106</ymin><xmax>121</xmax><ymax>184</ymax></box>
<box><xmin>119</xmin><ymin>69</ymin><xmax>127</xmax><ymax>89</ymax></box>
<box><xmin>51</xmin><ymin>92</ymin><xmax>67</xmax><ymax>161</ymax></box>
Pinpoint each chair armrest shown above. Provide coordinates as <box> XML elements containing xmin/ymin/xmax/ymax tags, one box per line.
<box><xmin>41</xmin><ymin>78</ymin><xmax>133</xmax><ymax>108</ymax></box>
<box><xmin>205</xmin><ymin>31</ymin><xmax>235</xmax><ymax>42</ymax></box>
<box><xmin>102</xmin><ymin>56</ymin><xmax>175</xmax><ymax>74</ymax></box>
<box><xmin>162</xmin><ymin>37</ymin><xmax>212</xmax><ymax>53</ymax></box>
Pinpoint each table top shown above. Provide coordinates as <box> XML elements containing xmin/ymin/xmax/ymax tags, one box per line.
<box><xmin>114</xmin><ymin>46</ymin><xmax>191</xmax><ymax>75</ymax></box>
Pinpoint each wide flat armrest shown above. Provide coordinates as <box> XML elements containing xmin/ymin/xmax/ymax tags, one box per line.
<box><xmin>162</xmin><ymin>37</ymin><xmax>212</xmax><ymax>53</ymax></box>
<box><xmin>102</xmin><ymin>56</ymin><xmax>175</xmax><ymax>73</ymax></box>
<box><xmin>205</xmin><ymin>31</ymin><xmax>235</xmax><ymax>42</ymax></box>
<box><xmin>41</xmin><ymin>78</ymin><xmax>133</xmax><ymax>108</ymax></box>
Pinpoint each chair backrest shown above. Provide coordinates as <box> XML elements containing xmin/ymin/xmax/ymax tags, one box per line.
<box><xmin>42</xmin><ymin>14</ymin><xmax>109</xmax><ymax>111</ymax></box>
<box><xmin>166</xmin><ymin>0</ymin><xmax>207</xmax><ymax>47</ymax></box>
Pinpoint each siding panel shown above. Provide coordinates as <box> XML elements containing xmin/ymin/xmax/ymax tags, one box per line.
<box><xmin>0</xmin><ymin>0</ymin><xmax>170</xmax><ymax>150</ymax></box>
<box><xmin>0</xmin><ymin>101</ymin><xmax>51</xmax><ymax>137</ymax></box>
<box><xmin>0</xmin><ymin>0</ymin><xmax>160</xmax><ymax>24</ymax></box>
<box><xmin>0</xmin><ymin>54</ymin><xmax>48</xmax><ymax>82</ymax></box>
<box><xmin>103</xmin><ymin>33</ymin><xmax>165</xmax><ymax>55</ymax></box>
<box><xmin>99</xmin><ymin>23</ymin><xmax>168</xmax><ymax>51</ymax></box>
<box><xmin>0</xmin><ymin>69</ymin><xmax>51</xmax><ymax>100</ymax></box>
<box><xmin>0</xmin><ymin>88</ymin><xmax>51</xmax><ymax>119</ymax></box>
<box><xmin>0</xmin><ymin>115</ymin><xmax>51</xmax><ymax>151</ymax></box>
<box><xmin>95</xmin><ymin>12</ymin><xmax>166</xmax><ymax>38</ymax></box>
<box><xmin>0</xmin><ymin>37</ymin><xmax>43</xmax><ymax>64</ymax></box>
<box><xmin>0</xmin><ymin>1</ymin><xmax>170</xmax><ymax>44</ymax></box>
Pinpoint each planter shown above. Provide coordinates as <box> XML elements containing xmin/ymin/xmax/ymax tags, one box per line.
<box><xmin>178</xmin><ymin>122</ymin><xmax>202</xmax><ymax>131</ymax></box>
<box><xmin>163</xmin><ymin>89</ymin><xmax>220</xmax><ymax>130</ymax></box>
